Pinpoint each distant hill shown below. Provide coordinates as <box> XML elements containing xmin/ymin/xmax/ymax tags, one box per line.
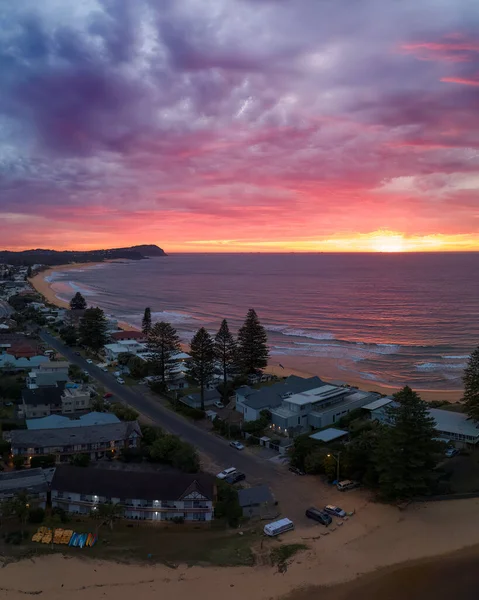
<box><xmin>0</xmin><ymin>245</ymin><xmax>167</xmax><ymax>266</ymax></box>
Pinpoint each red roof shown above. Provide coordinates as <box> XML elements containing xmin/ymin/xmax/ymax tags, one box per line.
<box><xmin>9</xmin><ymin>341</ymin><xmax>39</xmax><ymax>358</ymax></box>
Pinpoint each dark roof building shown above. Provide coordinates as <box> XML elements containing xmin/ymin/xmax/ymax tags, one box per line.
<box><xmin>0</xmin><ymin>468</ymin><xmax>54</xmax><ymax>501</ymax></box>
<box><xmin>110</xmin><ymin>331</ymin><xmax>146</xmax><ymax>342</ymax></box>
<box><xmin>22</xmin><ymin>387</ymin><xmax>63</xmax><ymax>407</ymax></box>
<box><xmin>51</xmin><ymin>465</ymin><xmax>216</xmax><ymax>502</ymax></box>
<box><xmin>183</xmin><ymin>389</ymin><xmax>222</xmax><ymax>409</ymax></box>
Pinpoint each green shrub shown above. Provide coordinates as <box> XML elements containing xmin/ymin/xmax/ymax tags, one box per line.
<box><xmin>28</xmin><ymin>507</ymin><xmax>45</xmax><ymax>523</ymax></box>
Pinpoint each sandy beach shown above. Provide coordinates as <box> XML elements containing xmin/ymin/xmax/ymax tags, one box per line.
<box><xmin>2</xmin><ymin>497</ymin><xmax>479</xmax><ymax>600</ymax></box>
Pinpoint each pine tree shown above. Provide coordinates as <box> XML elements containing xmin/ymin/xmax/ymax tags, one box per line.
<box><xmin>374</xmin><ymin>386</ymin><xmax>440</xmax><ymax>500</ymax></box>
<box><xmin>26</xmin><ymin>266</ymin><xmax>33</xmax><ymax>279</ymax></box>
<box><xmin>187</xmin><ymin>327</ymin><xmax>216</xmax><ymax>411</ymax></box>
<box><xmin>78</xmin><ymin>307</ymin><xmax>108</xmax><ymax>352</ymax></box>
<box><xmin>70</xmin><ymin>292</ymin><xmax>87</xmax><ymax>310</ymax></box>
<box><xmin>236</xmin><ymin>309</ymin><xmax>269</xmax><ymax>376</ymax></box>
<box><xmin>464</xmin><ymin>346</ymin><xmax>479</xmax><ymax>422</ymax></box>
<box><xmin>147</xmin><ymin>321</ymin><xmax>181</xmax><ymax>387</ymax></box>
<box><xmin>214</xmin><ymin>319</ymin><xmax>237</xmax><ymax>400</ymax></box>
<box><xmin>142</xmin><ymin>307</ymin><xmax>152</xmax><ymax>336</ymax></box>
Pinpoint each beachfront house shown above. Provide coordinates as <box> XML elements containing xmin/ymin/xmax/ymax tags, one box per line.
<box><xmin>7</xmin><ymin>420</ymin><xmax>141</xmax><ymax>464</ymax></box>
<box><xmin>110</xmin><ymin>330</ymin><xmax>146</xmax><ymax>343</ymax></box>
<box><xmin>270</xmin><ymin>386</ymin><xmax>379</xmax><ymax>436</ymax></box>
<box><xmin>50</xmin><ymin>466</ymin><xmax>215</xmax><ymax>522</ymax></box>
<box><xmin>235</xmin><ymin>375</ymin><xmax>324</xmax><ymax>422</ymax></box>
<box><xmin>63</xmin><ymin>309</ymin><xmax>86</xmax><ymax>328</ymax></box>
<box><xmin>362</xmin><ymin>398</ymin><xmax>479</xmax><ymax>448</ymax></box>
<box><xmin>104</xmin><ymin>340</ymin><xmax>147</xmax><ymax>362</ymax></box>
<box><xmin>237</xmin><ymin>485</ymin><xmax>276</xmax><ymax>519</ymax></box>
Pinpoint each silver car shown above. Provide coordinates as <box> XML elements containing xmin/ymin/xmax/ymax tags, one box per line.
<box><xmin>324</xmin><ymin>504</ymin><xmax>346</xmax><ymax>518</ymax></box>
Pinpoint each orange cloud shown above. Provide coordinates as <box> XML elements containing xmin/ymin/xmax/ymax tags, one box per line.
<box><xmin>441</xmin><ymin>76</ymin><xmax>479</xmax><ymax>86</ymax></box>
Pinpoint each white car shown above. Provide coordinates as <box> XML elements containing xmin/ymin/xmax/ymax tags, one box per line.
<box><xmin>214</xmin><ymin>401</ymin><xmax>225</xmax><ymax>409</ymax></box>
<box><xmin>217</xmin><ymin>467</ymin><xmax>237</xmax><ymax>479</ymax></box>
<box><xmin>86</xmin><ymin>359</ymin><xmax>93</xmax><ymax>364</ymax></box>
<box><xmin>230</xmin><ymin>441</ymin><xmax>244</xmax><ymax>451</ymax></box>
<box><xmin>324</xmin><ymin>504</ymin><xmax>346</xmax><ymax>518</ymax></box>
<box><xmin>116</xmin><ymin>377</ymin><xmax>125</xmax><ymax>385</ymax></box>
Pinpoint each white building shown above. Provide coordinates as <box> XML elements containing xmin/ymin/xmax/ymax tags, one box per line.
<box><xmin>362</xmin><ymin>398</ymin><xmax>479</xmax><ymax>448</ymax></box>
<box><xmin>104</xmin><ymin>340</ymin><xmax>147</xmax><ymax>362</ymax></box>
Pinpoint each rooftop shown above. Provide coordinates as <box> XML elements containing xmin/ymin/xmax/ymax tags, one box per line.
<box><xmin>429</xmin><ymin>409</ymin><xmax>479</xmax><ymax>439</ymax></box>
<box><xmin>287</xmin><ymin>384</ymin><xmax>347</xmax><ymax>407</ymax></box>
<box><xmin>362</xmin><ymin>396</ymin><xmax>395</xmax><ymax>411</ymax></box>
<box><xmin>51</xmin><ymin>466</ymin><xmax>215</xmax><ymax>501</ymax></box>
<box><xmin>238</xmin><ymin>485</ymin><xmax>274</xmax><ymax>507</ymax></box>
<box><xmin>10</xmin><ymin>420</ymin><xmax>141</xmax><ymax>448</ymax></box>
<box><xmin>0</xmin><ymin>468</ymin><xmax>54</xmax><ymax>499</ymax></box>
<box><xmin>26</xmin><ymin>412</ymin><xmax>120</xmax><ymax>430</ymax></box>
<box><xmin>110</xmin><ymin>331</ymin><xmax>145</xmax><ymax>340</ymax></box>
<box><xmin>240</xmin><ymin>375</ymin><xmax>325</xmax><ymax>410</ymax></box>
<box><xmin>22</xmin><ymin>387</ymin><xmax>63</xmax><ymax>406</ymax></box>
<box><xmin>309</xmin><ymin>428</ymin><xmax>349</xmax><ymax>443</ymax></box>
<box><xmin>36</xmin><ymin>361</ymin><xmax>70</xmax><ymax>372</ymax></box>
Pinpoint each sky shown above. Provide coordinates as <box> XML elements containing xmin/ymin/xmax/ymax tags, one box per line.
<box><xmin>0</xmin><ymin>0</ymin><xmax>478</xmax><ymax>253</ymax></box>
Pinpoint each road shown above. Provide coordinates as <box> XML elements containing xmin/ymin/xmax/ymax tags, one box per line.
<box><xmin>39</xmin><ymin>331</ymin><xmax>335</xmax><ymax>523</ymax></box>
<box><xmin>39</xmin><ymin>331</ymin><xmax>282</xmax><ymax>482</ymax></box>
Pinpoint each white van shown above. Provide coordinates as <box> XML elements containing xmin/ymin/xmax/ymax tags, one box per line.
<box><xmin>216</xmin><ymin>467</ymin><xmax>237</xmax><ymax>479</ymax></box>
<box><xmin>263</xmin><ymin>518</ymin><xmax>294</xmax><ymax>537</ymax></box>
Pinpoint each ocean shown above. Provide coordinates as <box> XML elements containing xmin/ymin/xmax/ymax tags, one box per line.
<box><xmin>46</xmin><ymin>252</ymin><xmax>479</xmax><ymax>392</ymax></box>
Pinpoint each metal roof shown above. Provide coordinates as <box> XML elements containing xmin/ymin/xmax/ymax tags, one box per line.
<box><xmin>309</xmin><ymin>428</ymin><xmax>349</xmax><ymax>443</ymax></box>
<box><xmin>362</xmin><ymin>396</ymin><xmax>395</xmax><ymax>411</ymax></box>
<box><xmin>429</xmin><ymin>409</ymin><xmax>479</xmax><ymax>439</ymax></box>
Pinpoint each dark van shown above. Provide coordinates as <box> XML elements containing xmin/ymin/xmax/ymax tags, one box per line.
<box><xmin>305</xmin><ymin>507</ymin><xmax>332</xmax><ymax>526</ymax></box>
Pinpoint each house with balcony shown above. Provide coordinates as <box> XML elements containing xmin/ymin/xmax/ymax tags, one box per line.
<box><xmin>270</xmin><ymin>386</ymin><xmax>379</xmax><ymax>436</ymax></box>
<box><xmin>61</xmin><ymin>386</ymin><xmax>92</xmax><ymax>413</ymax></box>
<box><xmin>235</xmin><ymin>375</ymin><xmax>324</xmax><ymax>422</ymax></box>
<box><xmin>26</xmin><ymin>369</ymin><xmax>70</xmax><ymax>390</ymax></box>
<box><xmin>7</xmin><ymin>420</ymin><xmax>141</xmax><ymax>464</ymax></box>
<box><xmin>104</xmin><ymin>340</ymin><xmax>148</xmax><ymax>362</ymax></box>
<box><xmin>50</xmin><ymin>466</ymin><xmax>216</xmax><ymax>522</ymax></box>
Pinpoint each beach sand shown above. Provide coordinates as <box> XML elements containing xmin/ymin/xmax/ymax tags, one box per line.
<box><xmin>3</xmin><ymin>497</ymin><xmax>479</xmax><ymax>600</ymax></box>
<box><xmin>30</xmin><ymin>264</ymin><xmax>463</xmax><ymax>401</ymax></box>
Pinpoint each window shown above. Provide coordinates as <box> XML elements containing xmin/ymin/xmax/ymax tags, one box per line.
<box><xmin>57</xmin><ymin>491</ymin><xmax>64</xmax><ymax>499</ymax></box>
<box><xmin>297</xmin><ymin>417</ymin><xmax>301</xmax><ymax>425</ymax></box>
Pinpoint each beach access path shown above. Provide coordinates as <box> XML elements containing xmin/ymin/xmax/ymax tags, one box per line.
<box><xmin>39</xmin><ymin>331</ymin><xmax>329</xmax><ymax>523</ymax></box>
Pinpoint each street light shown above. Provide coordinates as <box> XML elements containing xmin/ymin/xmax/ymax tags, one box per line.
<box><xmin>327</xmin><ymin>451</ymin><xmax>341</xmax><ymax>481</ymax></box>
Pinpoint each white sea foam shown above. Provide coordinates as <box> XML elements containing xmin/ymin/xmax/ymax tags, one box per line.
<box><xmin>416</xmin><ymin>362</ymin><xmax>466</xmax><ymax>372</ymax></box>
<box><xmin>265</xmin><ymin>325</ymin><xmax>335</xmax><ymax>340</ymax></box>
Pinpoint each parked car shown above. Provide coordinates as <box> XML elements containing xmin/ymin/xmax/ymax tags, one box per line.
<box><xmin>103</xmin><ymin>392</ymin><xmax>113</xmax><ymax>399</ymax></box>
<box><xmin>224</xmin><ymin>471</ymin><xmax>246</xmax><ymax>484</ymax></box>
<box><xmin>217</xmin><ymin>467</ymin><xmax>237</xmax><ymax>479</ymax></box>
<box><xmin>86</xmin><ymin>359</ymin><xmax>93</xmax><ymax>364</ymax></box>
<box><xmin>445</xmin><ymin>447</ymin><xmax>459</xmax><ymax>458</ymax></box>
<box><xmin>305</xmin><ymin>507</ymin><xmax>332</xmax><ymax>526</ymax></box>
<box><xmin>289</xmin><ymin>466</ymin><xmax>306</xmax><ymax>476</ymax></box>
<box><xmin>324</xmin><ymin>504</ymin><xmax>346</xmax><ymax>518</ymax></box>
<box><xmin>101</xmin><ymin>367</ymin><xmax>108</xmax><ymax>372</ymax></box>
<box><xmin>116</xmin><ymin>377</ymin><xmax>125</xmax><ymax>385</ymax></box>
<box><xmin>74</xmin><ymin>351</ymin><xmax>81</xmax><ymax>356</ymax></box>
<box><xmin>337</xmin><ymin>480</ymin><xmax>360</xmax><ymax>492</ymax></box>
<box><xmin>214</xmin><ymin>401</ymin><xmax>225</xmax><ymax>409</ymax></box>
<box><xmin>230</xmin><ymin>441</ymin><xmax>244</xmax><ymax>450</ymax></box>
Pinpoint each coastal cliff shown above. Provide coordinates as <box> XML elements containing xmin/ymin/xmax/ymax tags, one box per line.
<box><xmin>0</xmin><ymin>244</ymin><xmax>167</xmax><ymax>266</ymax></box>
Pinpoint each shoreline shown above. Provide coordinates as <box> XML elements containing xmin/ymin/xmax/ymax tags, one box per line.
<box><xmin>29</xmin><ymin>263</ymin><xmax>463</xmax><ymax>401</ymax></box>
<box><xmin>3</xmin><ymin>498</ymin><xmax>479</xmax><ymax>599</ymax></box>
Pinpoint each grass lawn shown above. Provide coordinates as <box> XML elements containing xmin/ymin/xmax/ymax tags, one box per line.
<box><xmin>1</xmin><ymin>520</ymin><xmax>261</xmax><ymax>567</ymax></box>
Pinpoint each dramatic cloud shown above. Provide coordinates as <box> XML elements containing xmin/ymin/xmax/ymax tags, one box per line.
<box><xmin>0</xmin><ymin>0</ymin><xmax>478</xmax><ymax>251</ymax></box>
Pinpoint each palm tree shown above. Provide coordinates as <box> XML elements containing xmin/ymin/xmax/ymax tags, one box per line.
<box><xmin>94</xmin><ymin>502</ymin><xmax>124</xmax><ymax>530</ymax></box>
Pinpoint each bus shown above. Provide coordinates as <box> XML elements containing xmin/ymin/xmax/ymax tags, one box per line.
<box><xmin>263</xmin><ymin>518</ymin><xmax>294</xmax><ymax>537</ymax></box>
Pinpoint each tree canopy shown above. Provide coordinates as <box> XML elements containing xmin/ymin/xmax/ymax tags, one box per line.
<box><xmin>374</xmin><ymin>386</ymin><xmax>440</xmax><ymax>500</ymax></box>
<box><xmin>236</xmin><ymin>309</ymin><xmax>269</xmax><ymax>376</ymax></box>
<box><xmin>214</xmin><ymin>319</ymin><xmax>237</xmax><ymax>399</ymax></box>
<box><xmin>187</xmin><ymin>327</ymin><xmax>216</xmax><ymax>410</ymax></box>
<box><xmin>147</xmin><ymin>321</ymin><xmax>181</xmax><ymax>386</ymax></box>
<box><xmin>464</xmin><ymin>346</ymin><xmax>479</xmax><ymax>422</ymax></box>
<box><xmin>78</xmin><ymin>307</ymin><xmax>109</xmax><ymax>352</ymax></box>
<box><xmin>70</xmin><ymin>292</ymin><xmax>87</xmax><ymax>310</ymax></box>
<box><xmin>142</xmin><ymin>307</ymin><xmax>152</xmax><ymax>336</ymax></box>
